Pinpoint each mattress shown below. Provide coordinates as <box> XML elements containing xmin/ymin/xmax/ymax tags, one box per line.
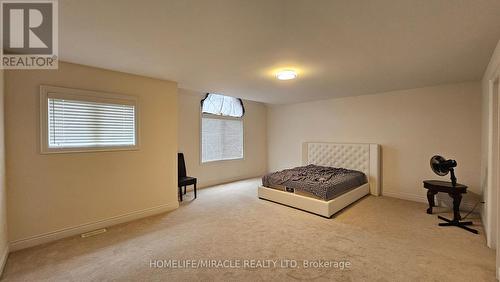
<box><xmin>262</xmin><ymin>164</ymin><xmax>367</xmax><ymax>201</ymax></box>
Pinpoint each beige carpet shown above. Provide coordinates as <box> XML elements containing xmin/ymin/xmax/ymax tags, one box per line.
<box><xmin>1</xmin><ymin>179</ymin><xmax>495</xmax><ymax>281</ymax></box>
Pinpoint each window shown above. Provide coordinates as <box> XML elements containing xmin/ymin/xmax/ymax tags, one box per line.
<box><xmin>40</xmin><ymin>86</ymin><xmax>138</xmax><ymax>153</ymax></box>
<box><xmin>201</xmin><ymin>93</ymin><xmax>244</xmax><ymax>117</ymax></box>
<box><xmin>201</xmin><ymin>94</ymin><xmax>244</xmax><ymax>163</ymax></box>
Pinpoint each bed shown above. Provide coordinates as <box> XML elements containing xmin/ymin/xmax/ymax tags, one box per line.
<box><xmin>258</xmin><ymin>142</ymin><xmax>380</xmax><ymax>218</ymax></box>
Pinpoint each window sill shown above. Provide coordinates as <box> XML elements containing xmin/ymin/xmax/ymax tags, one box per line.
<box><xmin>40</xmin><ymin>146</ymin><xmax>139</xmax><ymax>154</ymax></box>
<box><xmin>201</xmin><ymin>157</ymin><xmax>244</xmax><ymax>165</ymax></box>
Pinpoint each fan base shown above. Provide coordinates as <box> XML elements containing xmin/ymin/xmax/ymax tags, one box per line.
<box><xmin>437</xmin><ymin>216</ymin><xmax>478</xmax><ymax>234</ymax></box>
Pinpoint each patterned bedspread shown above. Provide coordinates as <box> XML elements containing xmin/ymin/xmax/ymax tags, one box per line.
<box><xmin>262</xmin><ymin>164</ymin><xmax>367</xmax><ymax>201</ymax></box>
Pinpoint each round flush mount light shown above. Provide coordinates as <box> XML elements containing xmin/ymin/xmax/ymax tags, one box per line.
<box><xmin>276</xmin><ymin>70</ymin><xmax>297</xmax><ymax>80</ymax></box>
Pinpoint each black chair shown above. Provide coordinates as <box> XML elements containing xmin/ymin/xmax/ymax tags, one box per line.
<box><xmin>178</xmin><ymin>153</ymin><xmax>197</xmax><ymax>201</ymax></box>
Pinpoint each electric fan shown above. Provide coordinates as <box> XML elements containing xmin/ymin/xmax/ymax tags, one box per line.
<box><xmin>430</xmin><ymin>155</ymin><xmax>457</xmax><ymax>186</ymax></box>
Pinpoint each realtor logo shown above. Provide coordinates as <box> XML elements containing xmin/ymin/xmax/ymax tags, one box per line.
<box><xmin>1</xmin><ymin>0</ymin><xmax>58</xmax><ymax>69</ymax></box>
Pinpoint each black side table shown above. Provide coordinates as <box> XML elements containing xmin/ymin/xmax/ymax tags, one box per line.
<box><xmin>423</xmin><ymin>180</ymin><xmax>478</xmax><ymax>234</ymax></box>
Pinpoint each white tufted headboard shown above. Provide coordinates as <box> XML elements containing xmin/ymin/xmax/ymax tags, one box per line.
<box><xmin>302</xmin><ymin>142</ymin><xmax>380</xmax><ymax>196</ymax></box>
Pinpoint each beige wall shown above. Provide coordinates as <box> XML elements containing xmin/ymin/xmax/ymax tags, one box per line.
<box><xmin>0</xmin><ymin>69</ymin><xmax>8</xmax><ymax>270</ymax></box>
<box><xmin>5</xmin><ymin>62</ymin><xmax>178</xmax><ymax>247</ymax></box>
<box><xmin>267</xmin><ymin>82</ymin><xmax>482</xmax><ymax>201</ymax></box>
<box><xmin>178</xmin><ymin>89</ymin><xmax>267</xmax><ymax>188</ymax></box>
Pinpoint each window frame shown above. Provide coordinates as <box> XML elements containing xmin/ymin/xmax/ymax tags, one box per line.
<box><xmin>40</xmin><ymin>85</ymin><xmax>140</xmax><ymax>154</ymax></box>
<box><xmin>200</xmin><ymin>112</ymin><xmax>245</xmax><ymax>164</ymax></box>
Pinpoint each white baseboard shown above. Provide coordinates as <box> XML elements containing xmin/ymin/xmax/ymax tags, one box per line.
<box><xmin>9</xmin><ymin>202</ymin><xmax>179</xmax><ymax>252</ymax></box>
<box><xmin>198</xmin><ymin>176</ymin><xmax>262</xmax><ymax>189</ymax></box>
<box><xmin>0</xmin><ymin>245</ymin><xmax>8</xmax><ymax>277</ymax></box>
<box><xmin>382</xmin><ymin>191</ymin><xmax>428</xmax><ymax>203</ymax></box>
<box><xmin>435</xmin><ymin>194</ymin><xmax>482</xmax><ymax>214</ymax></box>
<box><xmin>383</xmin><ymin>191</ymin><xmax>482</xmax><ymax>214</ymax></box>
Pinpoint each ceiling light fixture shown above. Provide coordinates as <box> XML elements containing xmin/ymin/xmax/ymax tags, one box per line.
<box><xmin>276</xmin><ymin>70</ymin><xmax>297</xmax><ymax>80</ymax></box>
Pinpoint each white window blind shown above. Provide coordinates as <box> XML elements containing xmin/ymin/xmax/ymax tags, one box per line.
<box><xmin>47</xmin><ymin>98</ymin><xmax>136</xmax><ymax>149</ymax></box>
<box><xmin>40</xmin><ymin>86</ymin><xmax>139</xmax><ymax>153</ymax></box>
<box><xmin>201</xmin><ymin>116</ymin><xmax>243</xmax><ymax>162</ymax></box>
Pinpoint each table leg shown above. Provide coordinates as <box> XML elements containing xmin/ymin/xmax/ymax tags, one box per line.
<box><xmin>449</xmin><ymin>192</ymin><xmax>462</xmax><ymax>221</ymax></box>
<box><xmin>426</xmin><ymin>189</ymin><xmax>437</xmax><ymax>214</ymax></box>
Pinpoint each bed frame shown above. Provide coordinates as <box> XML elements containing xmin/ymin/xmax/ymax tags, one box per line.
<box><xmin>258</xmin><ymin>142</ymin><xmax>380</xmax><ymax>218</ymax></box>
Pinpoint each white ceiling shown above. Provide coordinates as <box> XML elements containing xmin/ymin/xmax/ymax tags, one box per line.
<box><xmin>60</xmin><ymin>0</ymin><xmax>500</xmax><ymax>104</ymax></box>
